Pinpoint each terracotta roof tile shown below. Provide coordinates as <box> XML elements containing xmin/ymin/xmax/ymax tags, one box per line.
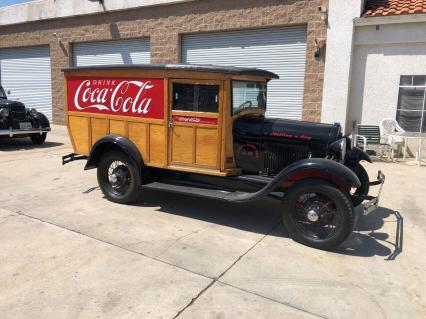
<box><xmin>363</xmin><ymin>0</ymin><xmax>426</xmax><ymax>17</ymax></box>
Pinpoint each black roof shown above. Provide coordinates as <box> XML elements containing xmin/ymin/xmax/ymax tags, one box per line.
<box><xmin>62</xmin><ymin>63</ymin><xmax>279</xmax><ymax>79</ymax></box>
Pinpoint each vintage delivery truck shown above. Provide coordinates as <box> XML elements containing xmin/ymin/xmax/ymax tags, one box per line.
<box><xmin>62</xmin><ymin>64</ymin><xmax>384</xmax><ymax>250</ymax></box>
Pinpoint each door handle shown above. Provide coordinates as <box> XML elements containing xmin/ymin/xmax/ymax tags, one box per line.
<box><xmin>168</xmin><ymin>120</ymin><xmax>173</xmax><ymax>128</ymax></box>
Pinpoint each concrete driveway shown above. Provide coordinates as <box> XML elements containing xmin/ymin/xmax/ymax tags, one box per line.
<box><xmin>1</xmin><ymin>125</ymin><xmax>425</xmax><ymax>319</ymax></box>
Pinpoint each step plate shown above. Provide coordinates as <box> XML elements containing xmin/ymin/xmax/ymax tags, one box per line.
<box><xmin>141</xmin><ymin>181</ymin><xmax>243</xmax><ymax>200</ymax></box>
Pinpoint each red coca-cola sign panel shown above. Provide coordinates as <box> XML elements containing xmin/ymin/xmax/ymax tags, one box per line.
<box><xmin>67</xmin><ymin>77</ymin><xmax>164</xmax><ymax>119</ymax></box>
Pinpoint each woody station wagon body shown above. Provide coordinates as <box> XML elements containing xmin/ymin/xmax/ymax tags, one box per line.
<box><xmin>62</xmin><ymin>64</ymin><xmax>384</xmax><ymax>250</ymax></box>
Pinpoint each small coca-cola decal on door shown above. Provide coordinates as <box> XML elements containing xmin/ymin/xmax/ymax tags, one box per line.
<box><xmin>67</xmin><ymin>77</ymin><xmax>164</xmax><ymax>119</ymax></box>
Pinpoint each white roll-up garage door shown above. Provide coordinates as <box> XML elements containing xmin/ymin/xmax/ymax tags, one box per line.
<box><xmin>182</xmin><ymin>27</ymin><xmax>307</xmax><ymax>119</ymax></box>
<box><xmin>73</xmin><ymin>38</ymin><xmax>150</xmax><ymax>66</ymax></box>
<box><xmin>0</xmin><ymin>46</ymin><xmax>52</xmax><ymax>120</ymax></box>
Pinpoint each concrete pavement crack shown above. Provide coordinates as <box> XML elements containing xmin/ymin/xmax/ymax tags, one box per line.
<box><xmin>172</xmin><ymin>220</ymin><xmax>281</xmax><ymax>318</ymax></box>
<box><xmin>218</xmin><ymin>282</ymin><xmax>330</xmax><ymax>319</ymax></box>
<box><xmin>13</xmin><ymin>210</ymin><xmax>212</xmax><ymax>280</ymax></box>
<box><xmin>172</xmin><ymin>279</ymin><xmax>216</xmax><ymax>319</ymax></box>
<box><xmin>11</xmin><ymin>211</ymin><xmax>328</xmax><ymax>319</ymax></box>
<box><xmin>154</xmin><ymin>227</ymin><xmax>209</xmax><ymax>259</ymax></box>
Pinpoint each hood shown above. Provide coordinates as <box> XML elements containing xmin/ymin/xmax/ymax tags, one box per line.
<box><xmin>0</xmin><ymin>98</ymin><xmax>26</xmax><ymax>109</ymax></box>
<box><xmin>262</xmin><ymin>117</ymin><xmax>342</xmax><ymax>146</ymax></box>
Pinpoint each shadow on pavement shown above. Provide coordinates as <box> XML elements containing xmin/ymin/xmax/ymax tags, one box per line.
<box><xmin>90</xmin><ymin>186</ymin><xmax>402</xmax><ymax>258</ymax></box>
<box><xmin>132</xmin><ymin>190</ymin><xmax>283</xmax><ymax>237</ymax></box>
<box><xmin>0</xmin><ymin>138</ymin><xmax>63</xmax><ymax>151</ymax></box>
<box><xmin>334</xmin><ymin>207</ymin><xmax>403</xmax><ymax>259</ymax></box>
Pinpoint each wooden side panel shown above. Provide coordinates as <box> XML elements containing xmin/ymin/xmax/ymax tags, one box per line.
<box><xmin>223</xmin><ymin>79</ymin><xmax>236</xmax><ymax>169</ymax></box>
<box><xmin>110</xmin><ymin>119</ymin><xmax>127</xmax><ymax>137</ymax></box>
<box><xmin>195</xmin><ymin>127</ymin><xmax>218</xmax><ymax>168</ymax></box>
<box><xmin>128</xmin><ymin>122</ymin><xmax>148</xmax><ymax>162</ymax></box>
<box><xmin>171</xmin><ymin>126</ymin><xmax>194</xmax><ymax>165</ymax></box>
<box><xmin>91</xmin><ymin>118</ymin><xmax>108</xmax><ymax>146</ymax></box>
<box><xmin>68</xmin><ymin>116</ymin><xmax>90</xmax><ymax>155</ymax></box>
<box><xmin>149</xmin><ymin>124</ymin><xmax>166</xmax><ymax>167</ymax></box>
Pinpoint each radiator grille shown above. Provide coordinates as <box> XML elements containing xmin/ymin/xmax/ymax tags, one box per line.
<box><xmin>264</xmin><ymin>149</ymin><xmax>310</xmax><ymax>175</ymax></box>
<box><xmin>10</xmin><ymin>104</ymin><xmax>27</xmax><ymax>128</ymax></box>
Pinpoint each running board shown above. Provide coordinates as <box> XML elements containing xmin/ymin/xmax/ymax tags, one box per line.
<box><xmin>141</xmin><ymin>181</ymin><xmax>283</xmax><ymax>203</ymax></box>
<box><xmin>141</xmin><ymin>181</ymin><xmax>246</xmax><ymax>201</ymax></box>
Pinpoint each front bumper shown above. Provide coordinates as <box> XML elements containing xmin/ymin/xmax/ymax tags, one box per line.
<box><xmin>357</xmin><ymin>171</ymin><xmax>385</xmax><ymax>215</ymax></box>
<box><xmin>0</xmin><ymin>126</ymin><xmax>51</xmax><ymax>137</ymax></box>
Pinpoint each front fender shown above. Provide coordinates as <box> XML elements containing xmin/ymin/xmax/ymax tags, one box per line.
<box><xmin>84</xmin><ymin>135</ymin><xmax>143</xmax><ymax>170</ymax></box>
<box><xmin>345</xmin><ymin>146</ymin><xmax>372</xmax><ymax>165</ymax></box>
<box><xmin>225</xmin><ymin>158</ymin><xmax>360</xmax><ymax>202</ymax></box>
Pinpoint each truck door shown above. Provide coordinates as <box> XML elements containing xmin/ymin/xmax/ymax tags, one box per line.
<box><xmin>168</xmin><ymin>79</ymin><xmax>223</xmax><ymax>171</ymax></box>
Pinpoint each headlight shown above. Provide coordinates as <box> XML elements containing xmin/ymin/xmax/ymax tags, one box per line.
<box><xmin>0</xmin><ymin>108</ymin><xmax>9</xmax><ymax>119</ymax></box>
<box><xmin>344</xmin><ymin>133</ymin><xmax>353</xmax><ymax>149</ymax></box>
<box><xmin>330</xmin><ymin>138</ymin><xmax>347</xmax><ymax>162</ymax></box>
<box><xmin>29</xmin><ymin>108</ymin><xmax>38</xmax><ymax>118</ymax></box>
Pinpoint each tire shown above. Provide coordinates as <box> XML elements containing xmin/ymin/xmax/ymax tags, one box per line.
<box><xmin>30</xmin><ymin>112</ymin><xmax>50</xmax><ymax>145</ymax></box>
<box><xmin>351</xmin><ymin>164</ymin><xmax>370</xmax><ymax>206</ymax></box>
<box><xmin>30</xmin><ymin>133</ymin><xmax>47</xmax><ymax>145</ymax></box>
<box><xmin>282</xmin><ymin>179</ymin><xmax>354</xmax><ymax>250</ymax></box>
<box><xmin>97</xmin><ymin>151</ymin><xmax>141</xmax><ymax>204</ymax></box>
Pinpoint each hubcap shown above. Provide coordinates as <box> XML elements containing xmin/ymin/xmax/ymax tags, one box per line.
<box><xmin>109</xmin><ymin>173</ymin><xmax>118</xmax><ymax>184</ymax></box>
<box><xmin>307</xmin><ymin>209</ymin><xmax>319</xmax><ymax>222</ymax></box>
<box><xmin>106</xmin><ymin>160</ymin><xmax>131</xmax><ymax>195</ymax></box>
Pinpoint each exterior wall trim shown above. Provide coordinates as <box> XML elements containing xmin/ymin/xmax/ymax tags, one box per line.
<box><xmin>0</xmin><ymin>0</ymin><xmax>196</xmax><ymax>27</ymax></box>
<box><xmin>355</xmin><ymin>14</ymin><xmax>426</xmax><ymax>26</ymax></box>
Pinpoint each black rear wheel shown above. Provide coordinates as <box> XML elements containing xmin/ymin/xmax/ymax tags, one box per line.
<box><xmin>30</xmin><ymin>133</ymin><xmax>47</xmax><ymax>145</ymax></box>
<box><xmin>282</xmin><ymin>179</ymin><xmax>354</xmax><ymax>250</ymax></box>
<box><xmin>97</xmin><ymin>151</ymin><xmax>141</xmax><ymax>204</ymax></box>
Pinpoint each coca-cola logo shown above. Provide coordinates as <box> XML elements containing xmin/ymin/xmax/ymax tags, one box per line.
<box><xmin>67</xmin><ymin>77</ymin><xmax>164</xmax><ymax>119</ymax></box>
<box><xmin>172</xmin><ymin>115</ymin><xmax>218</xmax><ymax>125</ymax></box>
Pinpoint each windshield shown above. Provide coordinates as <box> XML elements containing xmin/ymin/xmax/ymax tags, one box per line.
<box><xmin>0</xmin><ymin>86</ymin><xmax>6</xmax><ymax>99</ymax></box>
<box><xmin>232</xmin><ymin>81</ymin><xmax>267</xmax><ymax>115</ymax></box>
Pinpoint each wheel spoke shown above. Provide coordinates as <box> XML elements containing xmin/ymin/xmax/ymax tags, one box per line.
<box><xmin>292</xmin><ymin>191</ymin><xmax>342</xmax><ymax>241</ymax></box>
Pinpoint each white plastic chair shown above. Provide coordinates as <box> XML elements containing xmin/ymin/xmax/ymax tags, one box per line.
<box><xmin>380</xmin><ymin>118</ymin><xmax>405</xmax><ymax>158</ymax></box>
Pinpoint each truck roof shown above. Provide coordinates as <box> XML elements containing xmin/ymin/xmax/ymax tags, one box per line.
<box><xmin>62</xmin><ymin>63</ymin><xmax>279</xmax><ymax>80</ymax></box>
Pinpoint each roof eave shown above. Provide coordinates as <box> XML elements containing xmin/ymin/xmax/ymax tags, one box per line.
<box><xmin>355</xmin><ymin>13</ymin><xmax>426</xmax><ymax>26</ymax></box>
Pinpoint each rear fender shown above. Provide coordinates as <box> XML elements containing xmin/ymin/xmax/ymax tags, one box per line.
<box><xmin>85</xmin><ymin>135</ymin><xmax>143</xmax><ymax>170</ymax></box>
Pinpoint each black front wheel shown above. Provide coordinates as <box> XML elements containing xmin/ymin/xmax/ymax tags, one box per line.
<box><xmin>282</xmin><ymin>179</ymin><xmax>354</xmax><ymax>250</ymax></box>
<box><xmin>97</xmin><ymin>151</ymin><xmax>141</xmax><ymax>204</ymax></box>
<box><xmin>30</xmin><ymin>133</ymin><xmax>47</xmax><ymax>145</ymax></box>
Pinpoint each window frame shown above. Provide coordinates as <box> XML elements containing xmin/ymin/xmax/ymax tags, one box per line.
<box><xmin>397</xmin><ymin>75</ymin><xmax>426</xmax><ymax>133</ymax></box>
<box><xmin>0</xmin><ymin>86</ymin><xmax>6</xmax><ymax>99</ymax></box>
<box><xmin>231</xmin><ymin>80</ymin><xmax>267</xmax><ymax>116</ymax></box>
<box><xmin>171</xmin><ymin>81</ymin><xmax>220</xmax><ymax>114</ymax></box>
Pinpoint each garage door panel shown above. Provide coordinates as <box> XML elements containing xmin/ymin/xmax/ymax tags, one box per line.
<box><xmin>182</xmin><ymin>27</ymin><xmax>307</xmax><ymax>119</ymax></box>
<box><xmin>73</xmin><ymin>38</ymin><xmax>150</xmax><ymax>66</ymax></box>
<box><xmin>0</xmin><ymin>46</ymin><xmax>52</xmax><ymax>120</ymax></box>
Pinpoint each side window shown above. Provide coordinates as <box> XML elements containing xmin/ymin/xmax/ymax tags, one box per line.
<box><xmin>172</xmin><ymin>83</ymin><xmax>219</xmax><ymax>113</ymax></box>
<box><xmin>397</xmin><ymin>75</ymin><xmax>426</xmax><ymax>132</ymax></box>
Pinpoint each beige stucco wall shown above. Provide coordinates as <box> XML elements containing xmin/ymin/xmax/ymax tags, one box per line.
<box><xmin>347</xmin><ymin>22</ymin><xmax>426</xmax><ymax>130</ymax></box>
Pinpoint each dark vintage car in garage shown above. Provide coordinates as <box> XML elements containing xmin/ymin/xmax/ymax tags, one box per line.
<box><xmin>0</xmin><ymin>85</ymin><xmax>51</xmax><ymax>144</ymax></box>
